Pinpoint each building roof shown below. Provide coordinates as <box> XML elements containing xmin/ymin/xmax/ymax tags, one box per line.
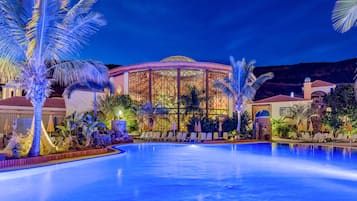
<box><xmin>160</xmin><ymin>55</ymin><xmax>196</xmax><ymax>62</ymax></box>
<box><xmin>254</xmin><ymin>94</ymin><xmax>306</xmax><ymax>103</ymax></box>
<box><xmin>0</xmin><ymin>96</ymin><xmax>65</xmax><ymax>108</ymax></box>
<box><xmin>311</xmin><ymin>80</ymin><xmax>335</xmax><ymax>87</ymax></box>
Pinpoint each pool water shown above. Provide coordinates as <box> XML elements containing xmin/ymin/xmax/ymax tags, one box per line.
<box><xmin>0</xmin><ymin>143</ymin><xmax>357</xmax><ymax>201</ymax></box>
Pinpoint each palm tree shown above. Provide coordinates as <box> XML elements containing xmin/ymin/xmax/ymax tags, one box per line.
<box><xmin>139</xmin><ymin>102</ymin><xmax>169</xmax><ymax>131</ymax></box>
<box><xmin>180</xmin><ymin>85</ymin><xmax>205</xmax><ymax>117</ymax></box>
<box><xmin>214</xmin><ymin>56</ymin><xmax>273</xmax><ymax>133</ymax></box>
<box><xmin>64</xmin><ymin>80</ymin><xmax>115</xmax><ymax>120</ymax></box>
<box><xmin>286</xmin><ymin>104</ymin><xmax>316</xmax><ymax>132</ymax></box>
<box><xmin>332</xmin><ymin>0</ymin><xmax>357</xmax><ymax>101</ymax></box>
<box><xmin>0</xmin><ymin>0</ymin><xmax>106</xmax><ymax>156</ymax></box>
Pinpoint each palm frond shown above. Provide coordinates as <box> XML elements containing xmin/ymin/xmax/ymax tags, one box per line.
<box><xmin>51</xmin><ymin>60</ymin><xmax>109</xmax><ymax>86</ymax></box>
<box><xmin>251</xmin><ymin>72</ymin><xmax>274</xmax><ymax>90</ymax></box>
<box><xmin>332</xmin><ymin>0</ymin><xmax>357</xmax><ymax>33</ymax></box>
<box><xmin>49</xmin><ymin>12</ymin><xmax>106</xmax><ymax>60</ymax></box>
<box><xmin>213</xmin><ymin>80</ymin><xmax>234</xmax><ymax>97</ymax></box>
<box><xmin>0</xmin><ymin>0</ymin><xmax>27</xmax><ymax>60</ymax></box>
<box><xmin>26</xmin><ymin>0</ymin><xmax>63</xmax><ymax>63</ymax></box>
<box><xmin>64</xmin><ymin>0</ymin><xmax>98</xmax><ymax>24</ymax></box>
<box><xmin>0</xmin><ymin>59</ymin><xmax>21</xmax><ymax>83</ymax></box>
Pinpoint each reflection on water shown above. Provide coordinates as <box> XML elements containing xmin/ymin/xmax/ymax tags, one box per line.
<box><xmin>0</xmin><ymin>143</ymin><xmax>356</xmax><ymax>201</ymax></box>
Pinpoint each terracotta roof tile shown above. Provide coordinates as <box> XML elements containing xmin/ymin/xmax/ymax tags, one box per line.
<box><xmin>254</xmin><ymin>95</ymin><xmax>306</xmax><ymax>103</ymax></box>
<box><xmin>0</xmin><ymin>96</ymin><xmax>65</xmax><ymax>108</ymax></box>
<box><xmin>311</xmin><ymin>80</ymin><xmax>335</xmax><ymax>87</ymax></box>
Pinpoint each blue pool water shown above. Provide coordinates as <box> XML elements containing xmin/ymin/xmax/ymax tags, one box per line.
<box><xmin>1</xmin><ymin>143</ymin><xmax>357</xmax><ymax>201</ymax></box>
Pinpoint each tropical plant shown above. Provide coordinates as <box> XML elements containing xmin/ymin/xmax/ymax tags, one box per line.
<box><xmin>180</xmin><ymin>85</ymin><xmax>205</xmax><ymax>117</ymax></box>
<box><xmin>271</xmin><ymin>117</ymin><xmax>291</xmax><ymax>138</ymax></box>
<box><xmin>286</xmin><ymin>104</ymin><xmax>316</xmax><ymax>131</ymax></box>
<box><xmin>0</xmin><ymin>0</ymin><xmax>106</xmax><ymax>156</ymax></box>
<box><xmin>332</xmin><ymin>0</ymin><xmax>357</xmax><ymax>101</ymax></box>
<box><xmin>56</xmin><ymin>112</ymin><xmax>106</xmax><ymax>148</ymax></box>
<box><xmin>98</xmin><ymin>94</ymin><xmax>138</xmax><ymax>132</ymax></box>
<box><xmin>65</xmin><ymin>80</ymin><xmax>115</xmax><ymax>119</ymax></box>
<box><xmin>214</xmin><ymin>57</ymin><xmax>273</xmax><ymax>133</ymax></box>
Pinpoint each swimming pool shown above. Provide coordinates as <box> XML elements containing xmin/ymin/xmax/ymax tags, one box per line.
<box><xmin>0</xmin><ymin>143</ymin><xmax>357</xmax><ymax>201</ymax></box>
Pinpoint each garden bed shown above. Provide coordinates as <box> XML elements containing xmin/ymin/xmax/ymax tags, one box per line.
<box><xmin>0</xmin><ymin>148</ymin><xmax>111</xmax><ymax>170</ymax></box>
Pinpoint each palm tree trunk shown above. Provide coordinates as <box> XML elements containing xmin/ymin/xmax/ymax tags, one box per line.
<box><xmin>28</xmin><ymin>101</ymin><xmax>43</xmax><ymax>157</ymax></box>
<box><xmin>236</xmin><ymin>110</ymin><xmax>241</xmax><ymax>133</ymax></box>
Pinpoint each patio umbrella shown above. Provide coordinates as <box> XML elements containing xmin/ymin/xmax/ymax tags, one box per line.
<box><xmin>297</xmin><ymin>121</ymin><xmax>303</xmax><ymax>132</ymax></box>
<box><xmin>308</xmin><ymin>121</ymin><xmax>313</xmax><ymax>134</ymax></box>
<box><xmin>4</xmin><ymin>118</ymin><xmax>11</xmax><ymax>133</ymax></box>
<box><xmin>172</xmin><ymin>121</ymin><xmax>177</xmax><ymax>134</ymax></box>
<box><xmin>47</xmin><ymin>115</ymin><xmax>55</xmax><ymax>133</ymax></box>
<box><xmin>218</xmin><ymin>122</ymin><xmax>223</xmax><ymax>133</ymax></box>
<box><xmin>197</xmin><ymin>121</ymin><xmax>202</xmax><ymax>133</ymax></box>
<box><xmin>194</xmin><ymin>121</ymin><xmax>198</xmax><ymax>132</ymax></box>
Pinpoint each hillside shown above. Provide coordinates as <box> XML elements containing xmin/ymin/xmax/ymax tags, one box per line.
<box><xmin>253</xmin><ymin>58</ymin><xmax>356</xmax><ymax>100</ymax></box>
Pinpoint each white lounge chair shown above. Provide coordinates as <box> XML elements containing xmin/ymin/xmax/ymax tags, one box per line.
<box><xmin>352</xmin><ymin>134</ymin><xmax>357</xmax><ymax>142</ymax></box>
<box><xmin>176</xmin><ymin>132</ymin><xmax>182</xmax><ymax>142</ymax></box>
<box><xmin>206</xmin><ymin>132</ymin><xmax>213</xmax><ymax>141</ymax></box>
<box><xmin>164</xmin><ymin>132</ymin><xmax>174</xmax><ymax>141</ymax></box>
<box><xmin>189</xmin><ymin>132</ymin><xmax>198</xmax><ymax>142</ymax></box>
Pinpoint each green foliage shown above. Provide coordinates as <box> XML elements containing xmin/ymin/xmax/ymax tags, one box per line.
<box><xmin>56</xmin><ymin>112</ymin><xmax>106</xmax><ymax>149</ymax></box>
<box><xmin>221</xmin><ymin>112</ymin><xmax>251</xmax><ymax>134</ymax></box>
<box><xmin>98</xmin><ymin>94</ymin><xmax>138</xmax><ymax>132</ymax></box>
<box><xmin>271</xmin><ymin>117</ymin><xmax>291</xmax><ymax>138</ymax></box>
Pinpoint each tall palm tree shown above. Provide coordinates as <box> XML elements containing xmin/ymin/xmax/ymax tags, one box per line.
<box><xmin>0</xmin><ymin>0</ymin><xmax>106</xmax><ymax>156</ymax></box>
<box><xmin>332</xmin><ymin>0</ymin><xmax>357</xmax><ymax>101</ymax></box>
<box><xmin>214</xmin><ymin>56</ymin><xmax>273</xmax><ymax>133</ymax></box>
<box><xmin>64</xmin><ymin>80</ymin><xmax>115</xmax><ymax>120</ymax></box>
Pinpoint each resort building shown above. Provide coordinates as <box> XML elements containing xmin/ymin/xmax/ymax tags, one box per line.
<box><xmin>109</xmin><ymin>56</ymin><xmax>232</xmax><ymax>131</ymax></box>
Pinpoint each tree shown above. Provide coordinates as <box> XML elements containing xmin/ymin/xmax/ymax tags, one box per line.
<box><xmin>138</xmin><ymin>101</ymin><xmax>168</xmax><ymax>131</ymax></box>
<box><xmin>65</xmin><ymin>80</ymin><xmax>115</xmax><ymax>119</ymax></box>
<box><xmin>0</xmin><ymin>1</ymin><xmax>106</xmax><ymax>156</ymax></box>
<box><xmin>286</xmin><ymin>104</ymin><xmax>316</xmax><ymax>131</ymax></box>
<box><xmin>214</xmin><ymin>57</ymin><xmax>273</xmax><ymax>132</ymax></box>
<box><xmin>323</xmin><ymin>84</ymin><xmax>357</xmax><ymax>132</ymax></box>
<box><xmin>332</xmin><ymin>0</ymin><xmax>357</xmax><ymax>101</ymax></box>
<box><xmin>180</xmin><ymin>85</ymin><xmax>205</xmax><ymax>117</ymax></box>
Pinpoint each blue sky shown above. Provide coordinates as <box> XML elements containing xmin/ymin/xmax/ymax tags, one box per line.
<box><xmin>79</xmin><ymin>0</ymin><xmax>357</xmax><ymax>66</ymax></box>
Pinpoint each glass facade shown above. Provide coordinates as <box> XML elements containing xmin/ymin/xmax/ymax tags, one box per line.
<box><xmin>128</xmin><ymin>67</ymin><xmax>230</xmax><ymax>132</ymax></box>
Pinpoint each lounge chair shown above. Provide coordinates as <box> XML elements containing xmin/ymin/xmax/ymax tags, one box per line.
<box><xmin>313</xmin><ymin>133</ymin><xmax>325</xmax><ymax>142</ymax></box>
<box><xmin>189</xmin><ymin>132</ymin><xmax>198</xmax><ymax>142</ymax></box>
<box><xmin>164</xmin><ymin>132</ymin><xmax>174</xmax><ymax>141</ymax></box>
<box><xmin>223</xmin><ymin>132</ymin><xmax>228</xmax><ymax>140</ymax></box>
<box><xmin>352</xmin><ymin>134</ymin><xmax>357</xmax><ymax>142</ymax></box>
<box><xmin>335</xmin><ymin>134</ymin><xmax>349</xmax><ymax>142</ymax></box>
<box><xmin>177</xmin><ymin>132</ymin><xmax>187</xmax><ymax>142</ymax></box>
<box><xmin>213</xmin><ymin>132</ymin><xmax>219</xmax><ymax>140</ymax></box>
<box><xmin>206</xmin><ymin>132</ymin><xmax>213</xmax><ymax>141</ymax></box>
<box><xmin>175</xmin><ymin>132</ymin><xmax>182</xmax><ymax>142</ymax></box>
<box><xmin>199</xmin><ymin>132</ymin><xmax>206</xmax><ymax>142</ymax></box>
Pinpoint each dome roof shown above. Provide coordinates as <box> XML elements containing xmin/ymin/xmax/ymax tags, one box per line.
<box><xmin>160</xmin><ymin>56</ymin><xmax>196</xmax><ymax>62</ymax></box>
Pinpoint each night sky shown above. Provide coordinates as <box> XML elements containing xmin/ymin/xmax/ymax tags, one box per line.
<box><xmin>79</xmin><ymin>0</ymin><xmax>357</xmax><ymax>66</ymax></box>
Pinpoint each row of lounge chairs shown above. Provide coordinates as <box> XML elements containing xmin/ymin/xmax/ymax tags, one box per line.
<box><xmin>300</xmin><ymin>132</ymin><xmax>357</xmax><ymax>143</ymax></box>
<box><xmin>138</xmin><ymin>131</ymin><xmax>229</xmax><ymax>142</ymax></box>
